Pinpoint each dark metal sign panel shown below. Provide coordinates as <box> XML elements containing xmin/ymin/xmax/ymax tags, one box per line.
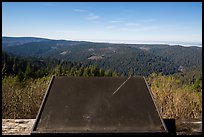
<box><xmin>31</xmin><ymin>76</ymin><xmax>168</xmax><ymax>134</ymax></box>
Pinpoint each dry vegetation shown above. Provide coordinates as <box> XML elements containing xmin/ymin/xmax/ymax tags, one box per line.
<box><xmin>2</xmin><ymin>74</ymin><xmax>202</xmax><ymax>120</ymax></box>
<box><xmin>147</xmin><ymin>73</ymin><xmax>202</xmax><ymax>120</ymax></box>
<box><xmin>2</xmin><ymin>76</ymin><xmax>51</xmax><ymax>118</ymax></box>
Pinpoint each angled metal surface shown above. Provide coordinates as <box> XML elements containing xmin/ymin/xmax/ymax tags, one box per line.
<box><xmin>31</xmin><ymin>76</ymin><xmax>168</xmax><ymax>134</ymax></box>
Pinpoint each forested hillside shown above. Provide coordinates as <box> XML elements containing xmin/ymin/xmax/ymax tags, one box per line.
<box><xmin>2</xmin><ymin>51</ymin><xmax>118</xmax><ymax>81</ymax></box>
<box><xmin>150</xmin><ymin>45</ymin><xmax>202</xmax><ymax>71</ymax></box>
<box><xmin>3</xmin><ymin>37</ymin><xmax>202</xmax><ymax>76</ymax></box>
<box><xmin>2</xmin><ymin>36</ymin><xmax>50</xmax><ymax>47</ymax></box>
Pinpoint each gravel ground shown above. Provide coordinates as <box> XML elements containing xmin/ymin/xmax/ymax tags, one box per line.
<box><xmin>176</xmin><ymin>120</ymin><xmax>202</xmax><ymax>135</ymax></box>
<box><xmin>2</xmin><ymin>119</ymin><xmax>35</xmax><ymax>135</ymax></box>
<box><xmin>2</xmin><ymin>119</ymin><xmax>202</xmax><ymax>135</ymax></box>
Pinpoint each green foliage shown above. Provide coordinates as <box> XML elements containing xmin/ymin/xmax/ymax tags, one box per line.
<box><xmin>172</xmin><ymin>69</ymin><xmax>202</xmax><ymax>92</ymax></box>
<box><xmin>82</xmin><ymin>67</ymin><xmax>90</xmax><ymax>77</ymax></box>
<box><xmin>3</xmin><ymin>38</ymin><xmax>201</xmax><ymax>76</ymax></box>
<box><xmin>99</xmin><ymin>68</ymin><xmax>105</xmax><ymax>76</ymax></box>
<box><xmin>104</xmin><ymin>69</ymin><xmax>112</xmax><ymax>77</ymax></box>
<box><xmin>128</xmin><ymin>68</ymin><xmax>134</xmax><ymax>76</ymax></box>
<box><xmin>150</xmin><ymin>45</ymin><xmax>202</xmax><ymax>71</ymax></box>
<box><xmin>2</xmin><ymin>51</ymin><xmax>118</xmax><ymax>79</ymax></box>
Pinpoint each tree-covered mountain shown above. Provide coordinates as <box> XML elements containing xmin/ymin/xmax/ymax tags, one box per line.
<box><xmin>2</xmin><ymin>36</ymin><xmax>52</xmax><ymax>47</ymax></box>
<box><xmin>149</xmin><ymin>45</ymin><xmax>202</xmax><ymax>72</ymax></box>
<box><xmin>2</xmin><ymin>37</ymin><xmax>202</xmax><ymax>76</ymax></box>
<box><xmin>2</xmin><ymin>51</ymin><xmax>118</xmax><ymax>81</ymax></box>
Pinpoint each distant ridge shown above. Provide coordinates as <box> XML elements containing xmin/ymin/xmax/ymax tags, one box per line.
<box><xmin>2</xmin><ymin>36</ymin><xmax>52</xmax><ymax>47</ymax></box>
<box><xmin>2</xmin><ymin>36</ymin><xmax>202</xmax><ymax>48</ymax></box>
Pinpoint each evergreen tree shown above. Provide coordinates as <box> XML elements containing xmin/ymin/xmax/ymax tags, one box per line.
<box><xmin>112</xmin><ymin>71</ymin><xmax>118</xmax><ymax>77</ymax></box>
<box><xmin>99</xmin><ymin>68</ymin><xmax>105</xmax><ymax>76</ymax></box>
<box><xmin>83</xmin><ymin>67</ymin><xmax>90</xmax><ymax>77</ymax></box>
<box><xmin>128</xmin><ymin>68</ymin><xmax>134</xmax><ymax>76</ymax></box>
<box><xmin>78</xmin><ymin>66</ymin><xmax>84</xmax><ymax>76</ymax></box>
<box><xmin>104</xmin><ymin>69</ymin><xmax>112</xmax><ymax>77</ymax></box>
<box><xmin>24</xmin><ymin>63</ymin><xmax>32</xmax><ymax>79</ymax></box>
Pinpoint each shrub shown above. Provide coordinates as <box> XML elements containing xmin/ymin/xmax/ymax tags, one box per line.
<box><xmin>2</xmin><ymin>76</ymin><xmax>51</xmax><ymax>118</ymax></box>
<box><xmin>147</xmin><ymin>73</ymin><xmax>202</xmax><ymax>120</ymax></box>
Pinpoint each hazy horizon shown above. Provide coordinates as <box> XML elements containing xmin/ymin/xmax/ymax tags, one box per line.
<box><xmin>3</xmin><ymin>2</ymin><xmax>202</xmax><ymax>46</ymax></box>
<box><xmin>3</xmin><ymin>35</ymin><xmax>202</xmax><ymax>47</ymax></box>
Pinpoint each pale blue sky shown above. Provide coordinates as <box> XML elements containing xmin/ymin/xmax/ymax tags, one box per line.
<box><xmin>2</xmin><ymin>2</ymin><xmax>202</xmax><ymax>45</ymax></box>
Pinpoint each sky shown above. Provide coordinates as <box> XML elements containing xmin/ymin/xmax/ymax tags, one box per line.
<box><xmin>2</xmin><ymin>2</ymin><xmax>202</xmax><ymax>46</ymax></box>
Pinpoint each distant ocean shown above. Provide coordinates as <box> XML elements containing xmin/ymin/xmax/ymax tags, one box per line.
<box><xmin>86</xmin><ymin>39</ymin><xmax>202</xmax><ymax>47</ymax></box>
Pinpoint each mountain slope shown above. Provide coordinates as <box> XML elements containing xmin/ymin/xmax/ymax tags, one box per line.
<box><xmin>2</xmin><ymin>36</ymin><xmax>52</xmax><ymax>47</ymax></box>
<box><xmin>2</xmin><ymin>37</ymin><xmax>202</xmax><ymax>76</ymax></box>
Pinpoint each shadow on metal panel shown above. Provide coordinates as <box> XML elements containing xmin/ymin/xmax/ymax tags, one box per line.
<box><xmin>31</xmin><ymin>76</ymin><xmax>169</xmax><ymax>135</ymax></box>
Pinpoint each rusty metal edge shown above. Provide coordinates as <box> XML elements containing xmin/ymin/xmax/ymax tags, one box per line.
<box><xmin>143</xmin><ymin>76</ymin><xmax>169</xmax><ymax>133</ymax></box>
<box><xmin>31</xmin><ymin>75</ymin><xmax>55</xmax><ymax>134</ymax></box>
